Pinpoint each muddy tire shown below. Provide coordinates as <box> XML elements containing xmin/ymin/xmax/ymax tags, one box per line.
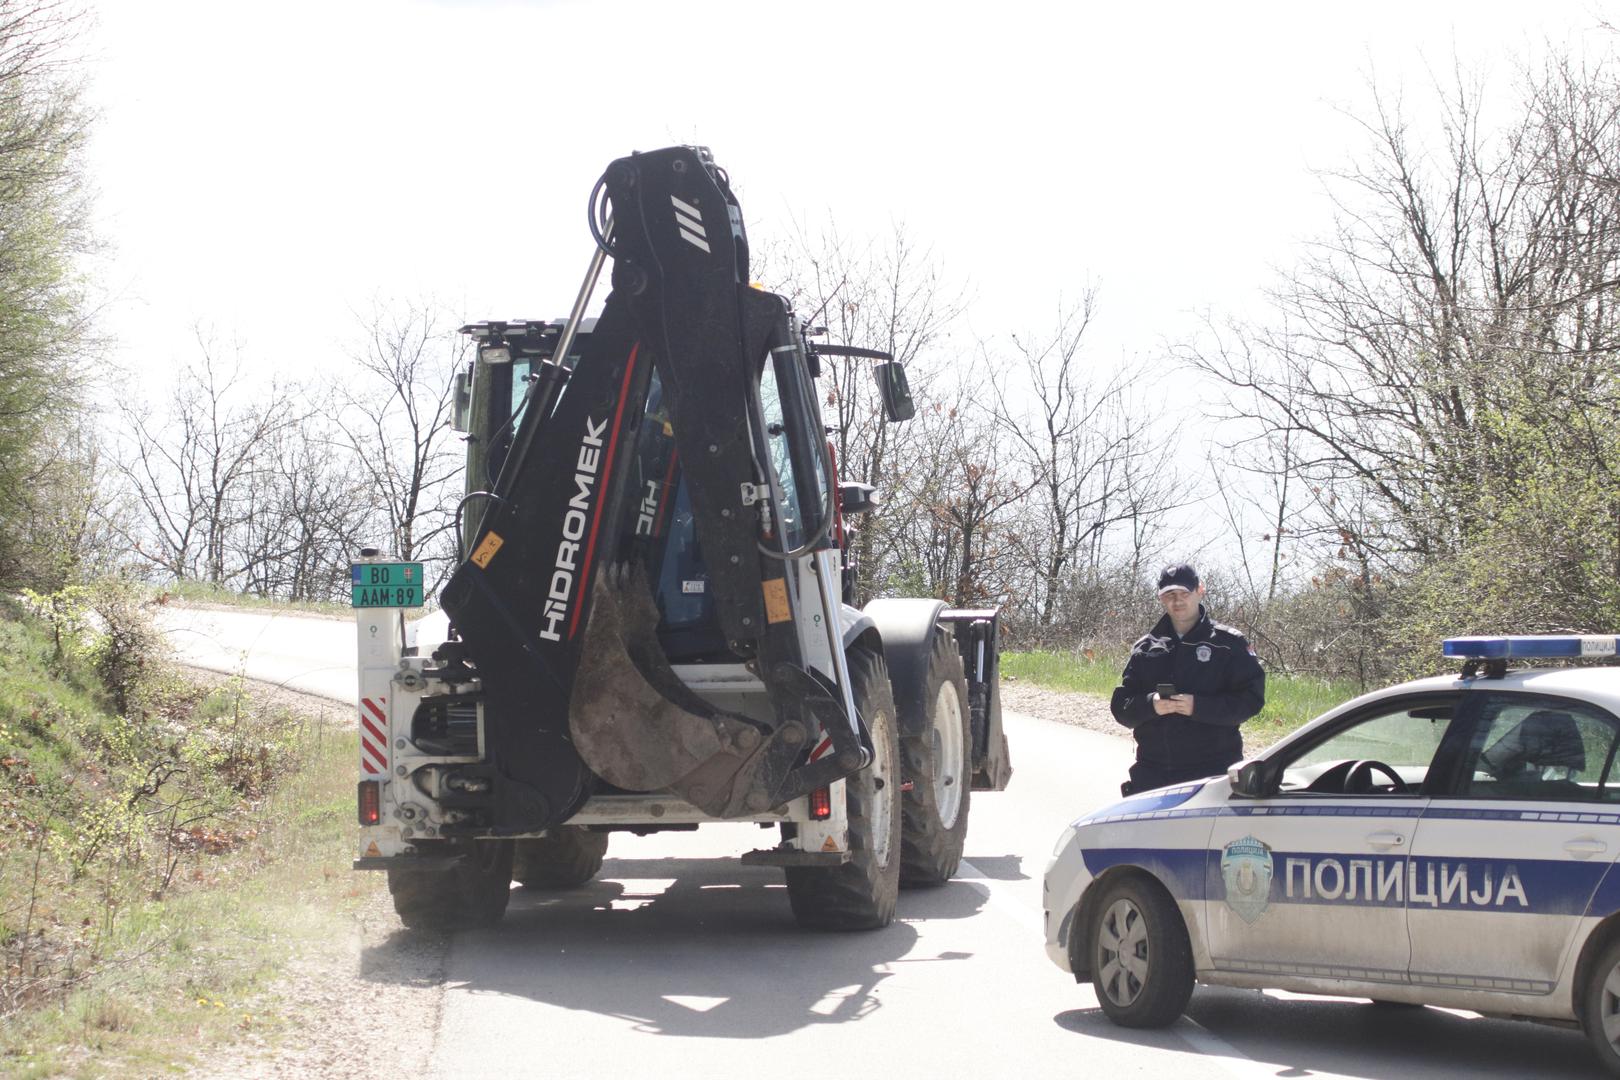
<box><xmin>785</xmin><ymin>646</ymin><xmax>902</xmax><ymax>930</ymax></box>
<box><xmin>514</xmin><ymin>827</ymin><xmax>609</xmax><ymax>890</ymax></box>
<box><xmin>388</xmin><ymin>840</ymin><xmax>514</xmax><ymax>931</ymax></box>
<box><xmin>899</xmin><ymin>629</ymin><xmax>972</xmax><ymax>887</ymax></box>
<box><xmin>1090</xmin><ymin>874</ymin><xmax>1194</xmax><ymax>1028</ymax></box>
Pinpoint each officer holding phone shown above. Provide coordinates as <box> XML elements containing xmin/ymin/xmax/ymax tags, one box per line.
<box><xmin>1110</xmin><ymin>563</ymin><xmax>1266</xmax><ymax>795</ymax></box>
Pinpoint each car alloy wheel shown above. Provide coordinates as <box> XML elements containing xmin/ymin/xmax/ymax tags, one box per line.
<box><xmin>1097</xmin><ymin>896</ymin><xmax>1150</xmax><ymax>1007</ymax></box>
<box><xmin>1598</xmin><ymin>959</ymin><xmax>1620</xmax><ymax>1052</ymax></box>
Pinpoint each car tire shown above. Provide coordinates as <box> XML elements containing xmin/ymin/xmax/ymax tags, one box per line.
<box><xmin>1089</xmin><ymin>875</ymin><xmax>1194</xmax><ymax>1028</ymax></box>
<box><xmin>1580</xmin><ymin>935</ymin><xmax>1620</xmax><ymax>1075</ymax></box>
<box><xmin>388</xmin><ymin>840</ymin><xmax>514</xmax><ymax>931</ymax></box>
<box><xmin>899</xmin><ymin>629</ymin><xmax>972</xmax><ymax>888</ymax></box>
<box><xmin>785</xmin><ymin>645</ymin><xmax>902</xmax><ymax>930</ymax></box>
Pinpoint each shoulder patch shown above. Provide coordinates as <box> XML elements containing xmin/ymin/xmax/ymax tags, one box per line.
<box><xmin>1133</xmin><ymin>632</ymin><xmax>1173</xmax><ymax>657</ymax></box>
<box><xmin>1211</xmin><ymin>621</ymin><xmax>1248</xmax><ymax>641</ymax></box>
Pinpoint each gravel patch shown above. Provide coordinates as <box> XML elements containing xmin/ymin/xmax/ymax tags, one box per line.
<box><xmin>999</xmin><ymin>679</ymin><xmax>1265</xmax><ymax>757</ymax></box>
<box><xmin>999</xmin><ymin>679</ymin><xmax>1125</xmax><ymax>740</ymax></box>
<box><xmin>179</xmin><ymin>671</ymin><xmax>446</xmax><ymax>1080</ymax></box>
<box><xmin>188</xmin><ymin>891</ymin><xmax>446</xmax><ymax>1080</ymax></box>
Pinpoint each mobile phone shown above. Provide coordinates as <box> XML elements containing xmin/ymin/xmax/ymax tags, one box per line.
<box><xmin>1156</xmin><ymin>683</ymin><xmax>1177</xmax><ymax>698</ymax></box>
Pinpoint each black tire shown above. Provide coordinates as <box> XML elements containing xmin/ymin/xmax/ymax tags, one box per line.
<box><xmin>514</xmin><ymin>827</ymin><xmax>609</xmax><ymax>890</ymax></box>
<box><xmin>899</xmin><ymin>629</ymin><xmax>972</xmax><ymax>887</ymax></box>
<box><xmin>1580</xmin><ymin>935</ymin><xmax>1620</xmax><ymax>1075</ymax></box>
<box><xmin>785</xmin><ymin>646</ymin><xmax>902</xmax><ymax>930</ymax></box>
<box><xmin>1089</xmin><ymin>875</ymin><xmax>1194</xmax><ymax>1028</ymax></box>
<box><xmin>387</xmin><ymin>840</ymin><xmax>514</xmax><ymax>931</ymax></box>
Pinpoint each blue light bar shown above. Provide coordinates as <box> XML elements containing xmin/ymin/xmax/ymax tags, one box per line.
<box><xmin>1443</xmin><ymin>635</ymin><xmax>1620</xmax><ymax>660</ymax></box>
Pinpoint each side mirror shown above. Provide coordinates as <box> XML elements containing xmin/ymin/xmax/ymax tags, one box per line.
<box><xmin>1226</xmin><ymin>759</ymin><xmax>1269</xmax><ymax>798</ymax></box>
<box><xmin>450</xmin><ymin>369</ymin><xmax>472</xmax><ymax>433</ymax></box>
<box><xmin>874</xmin><ymin>361</ymin><xmax>915</xmax><ymax>422</ymax></box>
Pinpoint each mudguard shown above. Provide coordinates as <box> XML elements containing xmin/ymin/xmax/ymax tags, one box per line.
<box><xmin>864</xmin><ymin>598</ymin><xmax>1011</xmax><ymax>791</ymax></box>
<box><xmin>864</xmin><ymin>598</ymin><xmax>949</xmax><ymax>742</ymax></box>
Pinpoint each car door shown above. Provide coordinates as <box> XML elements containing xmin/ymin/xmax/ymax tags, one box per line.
<box><xmin>1407</xmin><ymin>692</ymin><xmax>1620</xmax><ymax>995</ymax></box>
<box><xmin>1205</xmin><ymin>693</ymin><xmax>1461</xmax><ymax>983</ymax></box>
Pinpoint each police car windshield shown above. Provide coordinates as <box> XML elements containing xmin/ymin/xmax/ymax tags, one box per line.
<box><xmin>1279</xmin><ymin>704</ymin><xmax>1453</xmax><ymax>793</ymax></box>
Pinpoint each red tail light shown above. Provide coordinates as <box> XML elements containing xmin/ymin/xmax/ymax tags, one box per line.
<box><xmin>809</xmin><ymin>786</ymin><xmax>832</xmax><ymax>820</ymax></box>
<box><xmin>358</xmin><ymin>780</ymin><xmax>381</xmax><ymax>826</ymax></box>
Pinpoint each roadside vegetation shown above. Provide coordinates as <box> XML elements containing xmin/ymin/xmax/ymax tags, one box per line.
<box><xmin>0</xmin><ymin>592</ymin><xmax>371</xmax><ymax>1078</ymax></box>
<box><xmin>152</xmin><ymin>579</ymin><xmax>351</xmax><ymax>619</ymax></box>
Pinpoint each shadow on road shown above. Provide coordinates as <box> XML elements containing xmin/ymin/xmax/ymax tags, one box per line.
<box><xmin>1056</xmin><ymin>985</ymin><xmax>1605</xmax><ymax>1078</ymax></box>
<box><xmin>360</xmin><ymin>854</ymin><xmax>992</xmax><ymax>1039</ymax></box>
<box><xmin>963</xmin><ymin>853</ymin><xmax>1027</xmax><ymax>880</ymax></box>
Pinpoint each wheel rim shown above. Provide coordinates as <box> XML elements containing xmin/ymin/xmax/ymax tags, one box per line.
<box><xmin>869</xmin><ymin>706</ymin><xmax>895</xmax><ymax>868</ymax></box>
<box><xmin>1601</xmin><ymin>960</ymin><xmax>1620</xmax><ymax>1050</ymax></box>
<box><xmin>1097</xmin><ymin>897</ymin><xmax>1150</xmax><ymax>1007</ymax></box>
<box><xmin>929</xmin><ymin>679</ymin><xmax>965</xmax><ymax>829</ymax></box>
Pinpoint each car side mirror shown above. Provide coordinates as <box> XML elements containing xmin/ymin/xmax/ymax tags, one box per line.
<box><xmin>1227</xmin><ymin>759</ymin><xmax>1269</xmax><ymax>798</ymax></box>
<box><xmin>874</xmin><ymin>361</ymin><xmax>915</xmax><ymax>422</ymax></box>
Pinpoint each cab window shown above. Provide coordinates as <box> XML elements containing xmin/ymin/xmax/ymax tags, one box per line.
<box><xmin>1453</xmin><ymin>694</ymin><xmax>1620</xmax><ymax>803</ymax></box>
<box><xmin>757</xmin><ymin>354</ymin><xmax>807</xmax><ymax>550</ymax></box>
<box><xmin>1273</xmin><ymin>699</ymin><xmax>1457</xmax><ymax>795</ymax></box>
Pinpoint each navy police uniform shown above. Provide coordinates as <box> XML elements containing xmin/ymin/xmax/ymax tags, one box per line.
<box><xmin>1110</xmin><ymin>605</ymin><xmax>1265</xmax><ymax>793</ymax></box>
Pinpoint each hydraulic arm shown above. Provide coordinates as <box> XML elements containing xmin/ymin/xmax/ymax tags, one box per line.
<box><xmin>438</xmin><ymin>146</ymin><xmax>869</xmax><ymax>835</ymax></box>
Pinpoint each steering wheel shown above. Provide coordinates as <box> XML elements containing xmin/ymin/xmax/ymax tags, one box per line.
<box><xmin>1345</xmin><ymin>759</ymin><xmax>1408</xmax><ymax>795</ymax></box>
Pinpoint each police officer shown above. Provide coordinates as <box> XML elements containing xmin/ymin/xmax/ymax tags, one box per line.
<box><xmin>1111</xmin><ymin>563</ymin><xmax>1265</xmax><ymax>794</ymax></box>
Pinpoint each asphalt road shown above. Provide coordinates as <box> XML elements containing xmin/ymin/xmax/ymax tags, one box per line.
<box><xmin>156</xmin><ymin>605</ymin><xmax>1610</xmax><ymax>1079</ymax></box>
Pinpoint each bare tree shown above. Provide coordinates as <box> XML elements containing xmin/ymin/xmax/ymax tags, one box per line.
<box><xmin>236</xmin><ymin>413</ymin><xmax>373</xmax><ymax>601</ymax></box>
<box><xmin>329</xmin><ymin>299</ymin><xmax>467</xmax><ymax>582</ymax></box>
<box><xmin>1186</xmin><ymin>55</ymin><xmax>1620</xmax><ymax>569</ymax></box>
<box><xmin>115</xmin><ymin>329</ymin><xmax>301</xmax><ymax>586</ymax></box>
<box><xmin>992</xmin><ymin>294</ymin><xmax>1181</xmax><ymax>635</ymax></box>
<box><xmin>1178</xmin><ymin>49</ymin><xmax>1620</xmax><ymax>674</ymax></box>
<box><xmin>886</xmin><ymin>369</ymin><xmax>1026</xmax><ymax>606</ymax></box>
<box><xmin>762</xmin><ymin>220</ymin><xmax>969</xmax><ymax>603</ymax></box>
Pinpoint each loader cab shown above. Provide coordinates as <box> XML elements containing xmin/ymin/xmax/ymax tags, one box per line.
<box><xmin>456</xmin><ymin>319</ymin><xmax>594</xmax><ymax>497</ymax></box>
<box><xmin>622</xmin><ymin>338</ymin><xmax>833</xmax><ymax>662</ymax></box>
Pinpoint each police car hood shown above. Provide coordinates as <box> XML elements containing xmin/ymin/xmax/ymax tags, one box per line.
<box><xmin>1072</xmin><ymin>777</ymin><xmax>1230</xmax><ymax>829</ymax></box>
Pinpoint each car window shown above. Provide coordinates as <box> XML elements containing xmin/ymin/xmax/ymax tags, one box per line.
<box><xmin>1453</xmin><ymin>695</ymin><xmax>1620</xmax><ymax>803</ymax></box>
<box><xmin>1274</xmin><ymin>700</ymin><xmax>1456</xmax><ymax>795</ymax></box>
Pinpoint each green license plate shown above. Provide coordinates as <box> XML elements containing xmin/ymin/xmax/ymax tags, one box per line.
<box><xmin>351</xmin><ymin>562</ymin><xmax>425</xmax><ymax>608</ymax></box>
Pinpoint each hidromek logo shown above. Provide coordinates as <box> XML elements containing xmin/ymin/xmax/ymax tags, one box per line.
<box><xmin>635</xmin><ymin>479</ymin><xmax>659</xmax><ymax>537</ymax></box>
<box><xmin>540</xmin><ymin>416</ymin><xmax>608</xmax><ymax>642</ymax></box>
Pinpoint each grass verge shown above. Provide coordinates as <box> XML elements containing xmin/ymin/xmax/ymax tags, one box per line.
<box><xmin>150</xmin><ymin>580</ymin><xmax>353</xmax><ymax>619</ymax></box>
<box><xmin>1003</xmin><ymin>648</ymin><xmax>1364</xmax><ymax>750</ymax></box>
<box><xmin>1</xmin><ymin>600</ymin><xmax>378</xmax><ymax>1078</ymax></box>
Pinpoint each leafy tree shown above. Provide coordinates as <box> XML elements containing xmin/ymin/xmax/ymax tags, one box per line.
<box><xmin>0</xmin><ymin>0</ymin><xmax>96</xmax><ymax>586</ymax></box>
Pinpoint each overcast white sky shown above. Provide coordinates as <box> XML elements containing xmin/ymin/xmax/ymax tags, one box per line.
<box><xmin>81</xmin><ymin>0</ymin><xmax>1611</xmax><ymax>396</ymax></box>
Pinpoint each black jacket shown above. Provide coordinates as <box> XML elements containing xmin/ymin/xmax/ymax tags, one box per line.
<box><xmin>1110</xmin><ymin>606</ymin><xmax>1265</xmax><ymax>770</ymax></box>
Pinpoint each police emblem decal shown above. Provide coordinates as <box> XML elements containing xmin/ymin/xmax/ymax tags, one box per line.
<box><xmin>1196</xmin><ymin>644</ymin><xmax>1212</xmax><ymax>662</ymax></box>
<box><xmin>1221</xmin><ymin>836</ymin><xmax>1273</xmax><ymax>924</ymax></box>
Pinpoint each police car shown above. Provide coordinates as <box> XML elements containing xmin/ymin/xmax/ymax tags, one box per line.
<box><xmin>1043</xmin><ymin>635</ymin><xmax>1620</xmax><ymax>1073</ymax></box>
